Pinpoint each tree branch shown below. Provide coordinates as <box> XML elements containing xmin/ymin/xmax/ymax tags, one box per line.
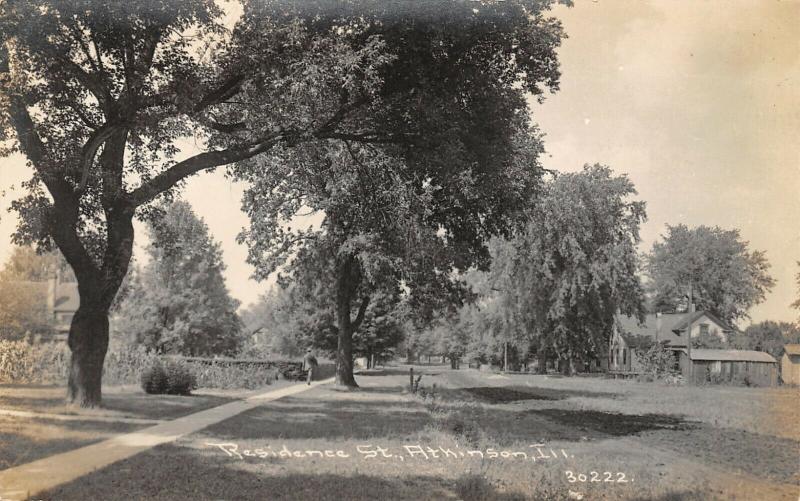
<box><xmin>319</xmin><ymin>131</ymin><xmax>417</xmax><ymax>144</ymax></box>
<box><xmin>78</xmin><ymin>123</ymin><xmax>123</xmax><ymax>193</ymax></box>
<box><xmin>65</xmin><ymin>59</ymin><xmax>113</xmax><ymax>108</ymax></box>
<box><xmin>193</xmin><ymin>73</ymin><xmax>246</xmax><ymax>113</ymax></box>
<box><xmin>127</xmin><ymin>133</ymin><xmax>286</xmax><ymax>207</ymax></box>
<box><xmin>352</xmin><ymin>295</ymin><xmax>371</xmax><ymax>331</ymax></box>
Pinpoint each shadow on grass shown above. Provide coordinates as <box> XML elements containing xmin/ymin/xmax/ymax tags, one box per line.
<box><xmin>42</xmin><ymin>443</ymin><xmax>458</xmax><ymax>501</ymax></box>
<box><xmin>441</xmin><ymin>385</ymin><xmax>620</xmax><ymax>404</ymax></box>
<box><xmin>203</xmin><ymin>395</ymin><xmax>433</xmax><ymax>440</ymax></box>
<box><xmin>358</xmin><ymin>368</ymin><xmax>442</xmax><ymax>377</ymax></box>
<box><xmin>528</xmin><ymin>409</ymin><xmax>693</xmax><ymax>436</ymax></box>
<box><xmin>0</xmin><ymin>386</ymin><xmax>235</xmax><ymax>420</ymax></box>
<box><xmin>0</xmin><ymin>417</ymin><xmax>141</xmax><ymax>470</ymax></box>
<box><xmin>41</xmin><ymin>442</ymin><xmax>713</xmax><ymax>501</ymax></box>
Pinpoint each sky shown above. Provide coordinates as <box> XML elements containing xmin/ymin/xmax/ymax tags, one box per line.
<box><xmin>0</xmin><ymin>0</ymin><xmax>798</xmax><ymax>325</ymax></box>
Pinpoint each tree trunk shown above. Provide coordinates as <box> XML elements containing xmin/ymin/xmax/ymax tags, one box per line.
<box><xmin>334</xmin><ymin>255</ymin><xmax>367</xmax><ymax>388</ymax></box>
<box><xmin>335</xmin><ymin>318</ymin><xmax>358</xmax><ymax>387</ymax></box>
<box><xmin>56</xmin><ymin>205</ymin><xmax>134</xmax><ymax>408</ymax></box>
<box><xmin>537</xmin><ymin>346</ymin><xmax>548</xmax><ymax>374</ymax></box>
<box><xmin>66</xmin><ymin>306</ymin><xmax>109</xmax><ymax>407</ymax></box>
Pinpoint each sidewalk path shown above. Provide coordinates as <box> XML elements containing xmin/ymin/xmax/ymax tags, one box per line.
<box><xmin>0</xmin><ymin>378</ymin><xmax>332</xmax><ymax>501</ymax></box>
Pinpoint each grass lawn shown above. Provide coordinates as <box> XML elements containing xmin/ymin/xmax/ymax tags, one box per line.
<box><xmin>0</xmin><ymin>381</ymin><xmax>294</xmax><ymax>470</ymax></box>
<box><xmin>39</xmin><ymin>367</ymin><xmax>800</xmax><ymax>500</ymax></box>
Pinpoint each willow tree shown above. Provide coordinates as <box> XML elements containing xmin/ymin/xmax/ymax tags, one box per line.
<box><xmin>502</xmin><ymin>165</ymin><xmax>647</xmax><ymax>373</ymax></box>
<box><xmin>231</xmin><ymin>1</ymin><xmax>566</xmax><ymax>387</ymax></box>
<box><xmin>1</xmin><ymin>0</ymin><xmax>562</xmax><ymax>405</ymax></box>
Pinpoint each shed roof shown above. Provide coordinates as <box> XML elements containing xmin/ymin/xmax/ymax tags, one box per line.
<box><xmin>784</xmin><ymin>344</ymin><xmax>800</xmax><ymax>356</ymax></box>
<box><xmin>690</xmin><ymin>349</ymin><xmax>776</xmax><ymax>363</ymax></box>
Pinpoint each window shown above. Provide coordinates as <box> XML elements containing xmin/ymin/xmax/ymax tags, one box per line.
<box><xmin>699</xmin><ymin>323</ymin><xmax>709</xmax><ymax>336</ymax></box>
<box><xmin>623</xmin><ymin>349</ymin><xmax>627</xmax><ymax>366</ymax></box>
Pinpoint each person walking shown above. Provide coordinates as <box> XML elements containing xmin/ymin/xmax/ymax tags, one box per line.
<box><xmin>303</xmin><ymin>348</ymin><xmax>318</xmax><ymax>385</ymax></box>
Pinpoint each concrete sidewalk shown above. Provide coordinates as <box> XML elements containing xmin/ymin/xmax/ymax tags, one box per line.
<box><xmin>0</xmin><ymin>378</ymin><xmax>332</xmax><ymax>500</ymax></box>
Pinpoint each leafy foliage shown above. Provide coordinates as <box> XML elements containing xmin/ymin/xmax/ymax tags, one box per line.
<box><xmin>113</xmin><ymin>201</ymin><xmax>243</xmax><ymax>356</ymax></box>
<box><xmin>475</xmin><ymin>165</ymin><xmax>647</xmax><ymax>369</ymax></box>
<box><xmin>733</xmin><ymin>321</ymin><xmax>800</xmax><ymax>360</ymax></box>
<box><xmin>140</xmin><ymin>358</ymin><xmax>197</xmax><ymax>395</ymax></box>
<box><xmin>230</xmin><ymin>2</ymin><xmax>566</xmax><ymax>384</ymax></box>
<box><xmin>645</xmin><ymin>225</ymin><xmax>775</xmax><ymax>324</ymax></box>
<box><xmin>0</xmin><ymin>0</ymin><xmax>566</xmax><ymax>396</ymax></box>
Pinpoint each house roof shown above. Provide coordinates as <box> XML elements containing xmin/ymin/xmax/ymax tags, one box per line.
<box><xmin>616</xmin><ymin>311</ymin><xmax>735</xmax><ymax>348</ymax></box>
<box><xmin>671</xmin><ymin>310</ymin><xmax>733</xmax><ymax>333</ymax></box>
<box><xmin>616</xmin><ymin>313</ymin><xmax>689</xmax><ymax>347</ymax></box>
<box><xmin>690</xmin><ymin>349</ymin><xmax>777</xmax><ymax>363</ymax></box>
<box><xmin>784</xmin><ymin>344</ymin><xmax>800</xmax><ymax>356</ymax></box>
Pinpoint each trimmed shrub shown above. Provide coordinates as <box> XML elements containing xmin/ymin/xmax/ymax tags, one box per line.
<box><xmin>141</xmin><ymin>362</ymin><xmax>169</xmax><ymax>394</ymax></box>
<box><xmin>141</xmin><ymin>359</ymin><xmax>197</xmax><ymax>395</ymax></box>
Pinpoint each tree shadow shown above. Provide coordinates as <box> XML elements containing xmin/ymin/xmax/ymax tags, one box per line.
<box><xmin>0</xmin><ymin>417</ymin><xmax>141</xmax><ymax>470</ymax></box>
<box><xmin>41</xmin><ymin>443</ymin><xmax>460</xmax><ymax>500</ymax></box>
<box><xmin>358</xmin><ymin>368</ymin><xmax>442</xmax><ymax>377</ymax></box>
<box><xmin>440</xmin><ymin>385</ymin><xmax>620</xmax><ymax>404</ymax></box>
<box><xmin>202</xmin><ymin>395</ymin><xmax>433</xmax><ymax>440</ymax></box>
<box><xmin>0</xmin><ymin>388</ymin><xmax>235</xmax><ymax>420</ymax></box>
<box><xmin>527</xmin><ymin>409</ymin><xmax>693</xmax><ymax>436</ymax></box>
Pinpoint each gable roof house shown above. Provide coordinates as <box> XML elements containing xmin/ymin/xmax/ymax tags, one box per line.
<box><xmin>609</xmin><ymin>311</ymin><xmax>733</xmax><ymax>373</ymax></box>
<box><xmin>608</xmin><ymin>311</ymin><xmax>778</xmax><ymax>386</ymax></box>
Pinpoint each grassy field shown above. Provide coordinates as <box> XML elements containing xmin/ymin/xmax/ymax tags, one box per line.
<box><xmin>0</xmin><ymin>383</ymin><xmax>269</xmax><ymax>469</ymax></box>
<box><xmin>32</xmin><ymin>366</ymin><xmax>799</xmax><ymax>501</ymax></box>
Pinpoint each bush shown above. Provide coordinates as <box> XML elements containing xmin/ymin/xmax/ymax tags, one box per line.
<box><xmin>0</xmin><ymin>340</ymin><xmax>68</xmax><ymax>384</ymax></box>
<box><xmin>141</xmin><ymin>359</ymin><xmax>197</xmax><ymax>395</ymax></box>
<box><xmin>141</xmin><ymin>362</ymin><xmax>168</xmax><ymax>394</ymax></box>
<box><xmin>191</xmin><ymin>360</ymin><xmax>277</xmax><ymax>389</ymax></box>
<box><xmin>0</xmin><ymin>340</ymin><xmax>159</xmax><ymax>385</ymax></box>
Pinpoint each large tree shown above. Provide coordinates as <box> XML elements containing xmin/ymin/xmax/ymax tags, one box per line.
<box><xmin>113</xmin><ymin>201</ymin><xmax>242</xmax><ymax>356</ymax></box>
<box><xmin>499</xmin><ymin>164</ymin><xmax>647</xmax><ymax>373</ymax></box>
<box><xmin>0</xmin><ymin>0</ymin><xmax>564</xmax><ymax>404</ymax></box>
<box><xmin>231</xmin><ymin>2</ymin><xmax>565</xmax><ymax>386</ymax></box>
<box><xmin>645</xmin><ymin>224</ymin><xmax>775</xmax><ymax>325</ymax></box>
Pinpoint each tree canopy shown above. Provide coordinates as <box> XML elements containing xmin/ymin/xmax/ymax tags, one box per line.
<box><xmin>460</xmin><ymin>164</ymin><xmax>647</xmax><ymax>372</ymax></box>
<box><xmin>0</xmin><ymin>0</ymin><xmax>567</xmax><ymax>403</ymax></box>
<box><xmin>230</xmin><ymin>1</ymin><xmax>566</xmax><ymax>385</ymax></box>
<box><xmin>113</xmin><ymin>201</ymin><xmax>242</xmax><ymax>356</ymax></box>
<box><xmin>645</xmin><ymin>225</ymin><xmax>775</xmax><ymax>325</ymax></box>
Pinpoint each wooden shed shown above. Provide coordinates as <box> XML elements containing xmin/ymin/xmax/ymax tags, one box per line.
<box><xmin>679</xmin><ymin>349</ymin><xmax>778</xmax><ymax>386</ymax></box>
<box><xmin>780</xmin><ymin>344</ymin><xmax>800</xmax><ymax>386</ymax></box>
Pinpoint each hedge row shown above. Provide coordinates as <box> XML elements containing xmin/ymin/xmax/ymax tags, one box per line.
<box><xmin>0</xmin><ymin>341</ymin><xmax>288</xmax><ymax>389</ymax></box>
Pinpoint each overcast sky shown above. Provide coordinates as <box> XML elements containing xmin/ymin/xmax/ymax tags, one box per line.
<box><xmin>1</xmin><ymin>0</ymin><xmax>798</xmax><ymax>325</ymax></box>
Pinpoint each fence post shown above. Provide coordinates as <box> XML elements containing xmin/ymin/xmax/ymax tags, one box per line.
<box><xmin>409</xmin><ymin>367</ymin><xmax>414</xmax><ymax>388</ymax></box>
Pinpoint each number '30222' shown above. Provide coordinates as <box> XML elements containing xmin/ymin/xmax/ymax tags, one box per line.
<box><xmin>565</xmin><ymin>471</ymin><xmax>631</xmax><ymax>483</ymax></box>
